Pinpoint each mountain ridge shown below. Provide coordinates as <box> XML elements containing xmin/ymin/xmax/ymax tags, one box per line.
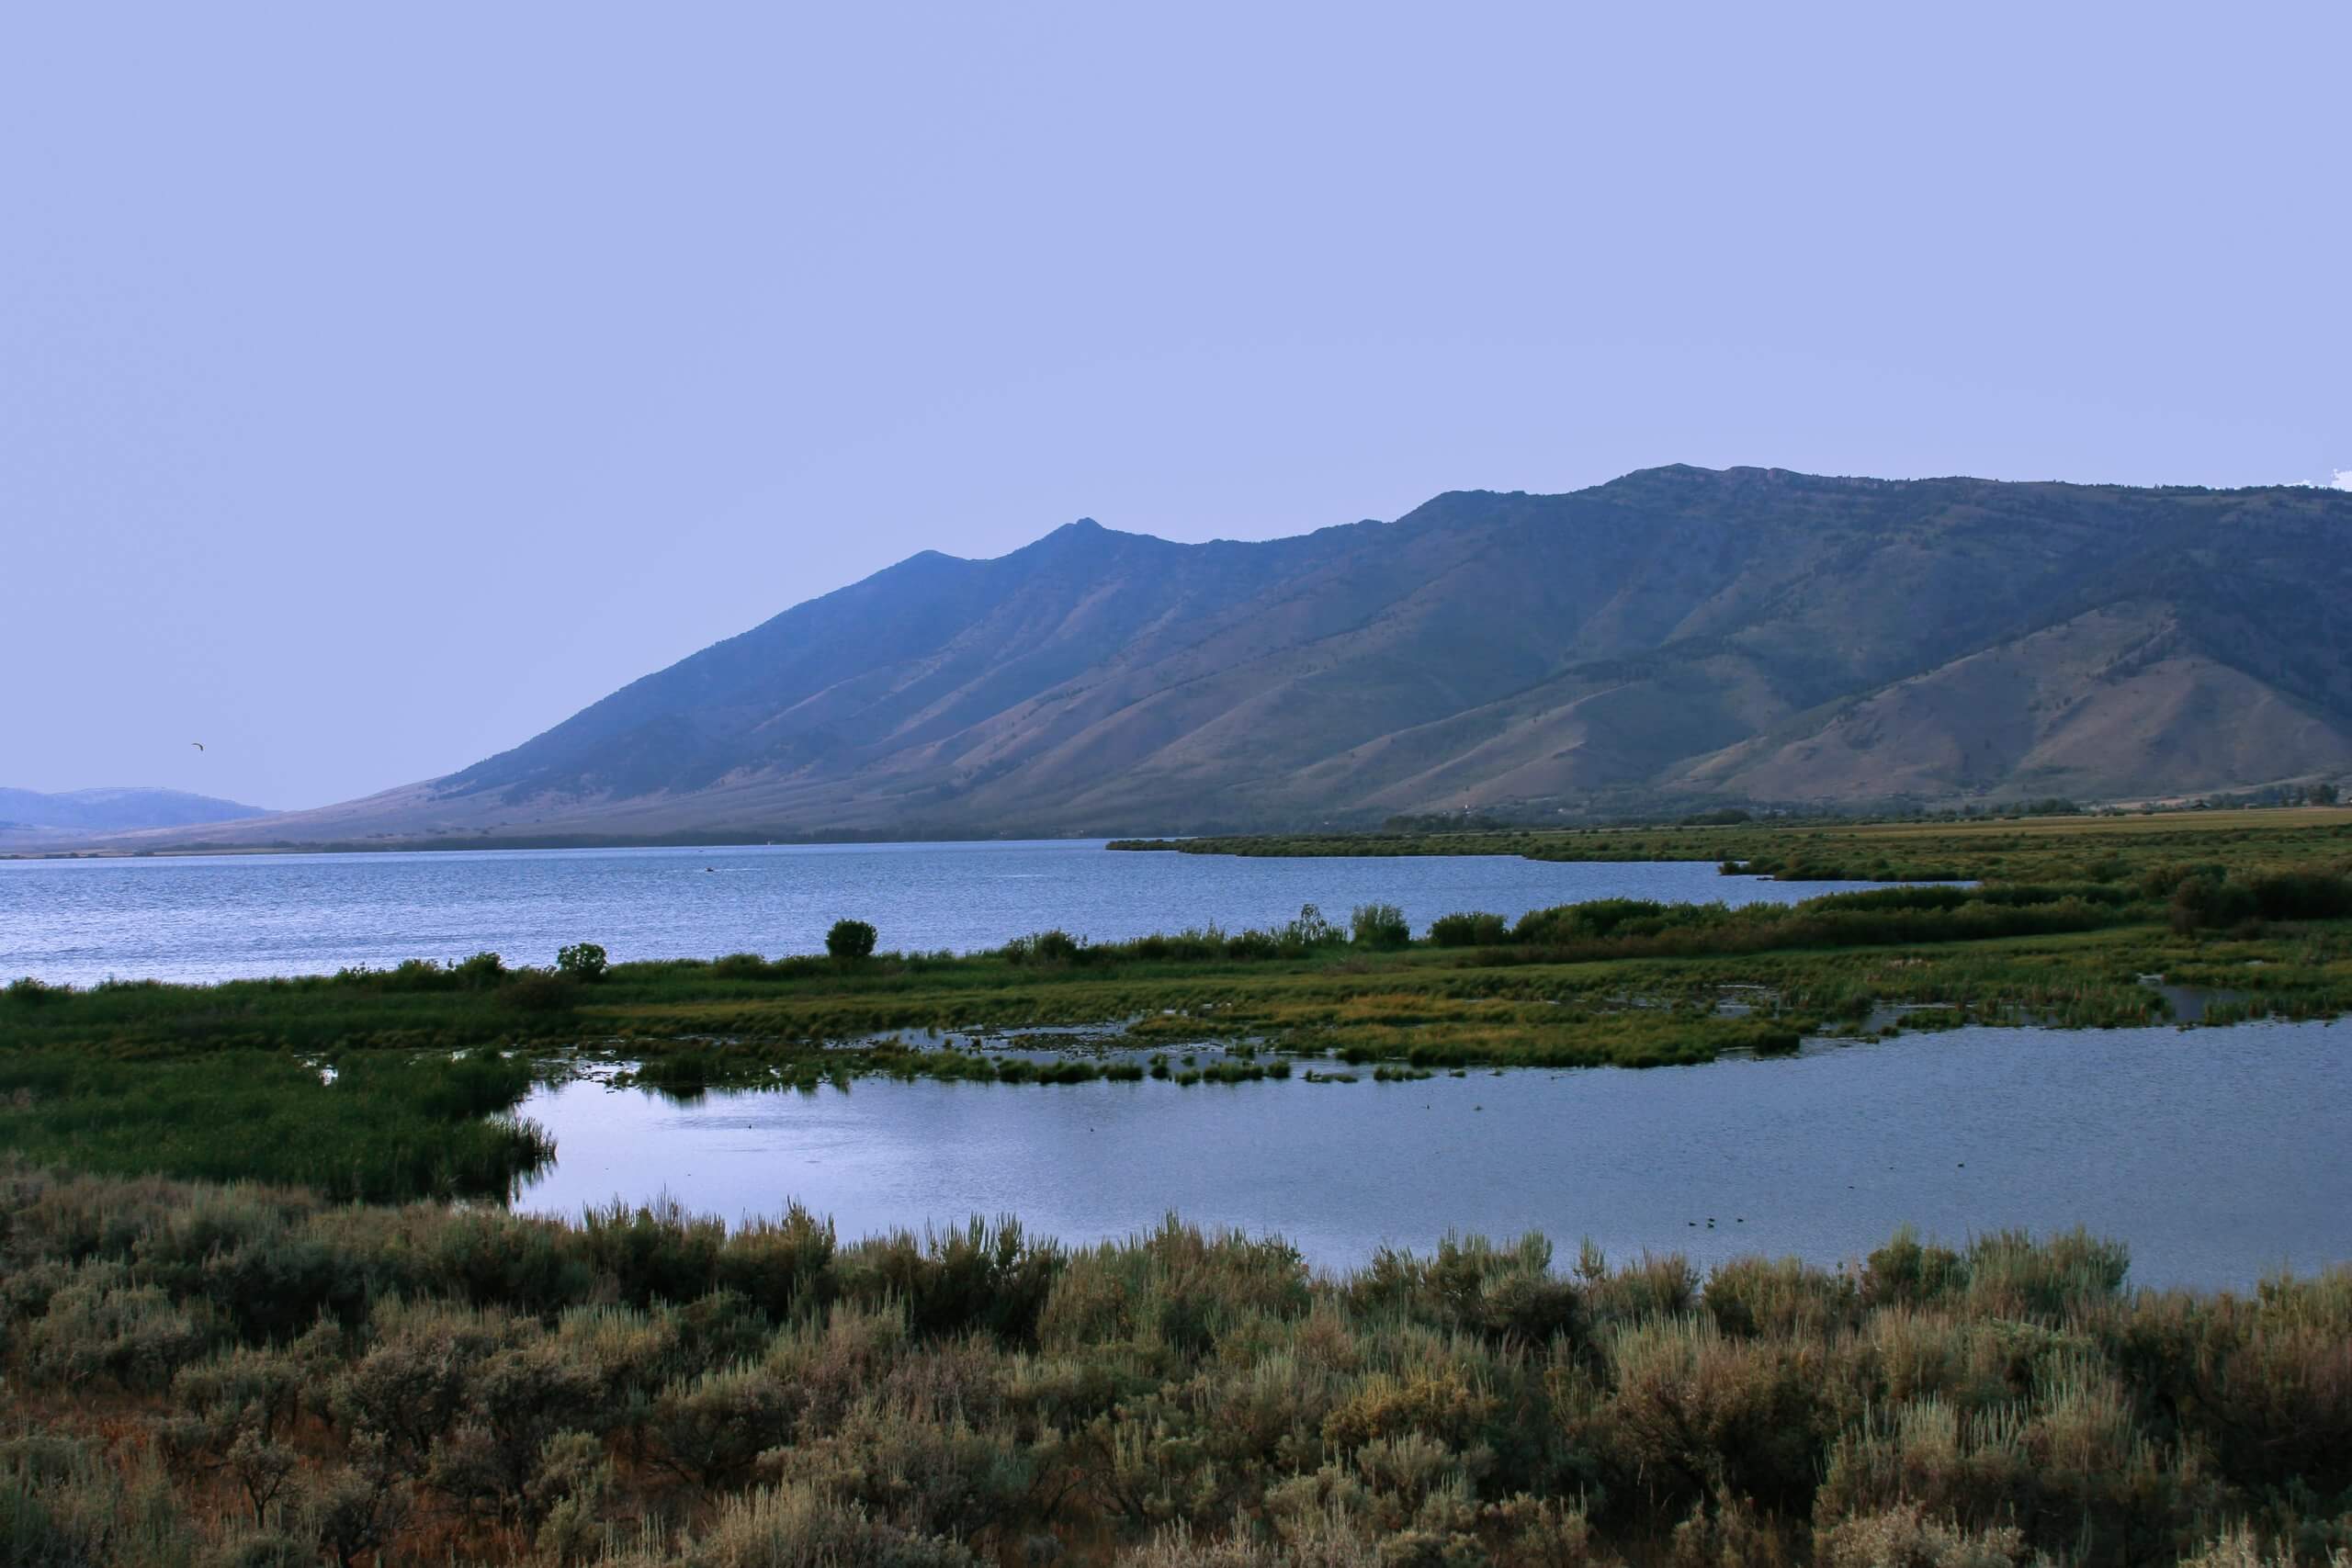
<box><xmin>52</xmin><ymin>465</ymin><xmax>2352</xmax><ymax>849</ymax></box>
<box><xmin>0</xmin><ymin>787</ymin><xmax>273</xmax><ymax>838</ymax></box>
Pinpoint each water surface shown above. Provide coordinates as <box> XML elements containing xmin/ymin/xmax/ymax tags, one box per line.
<box><xmin>515</xmin><ymin>1019</ymin><xmax>2351</xmax><ymax>1292</ymax></box>
<box><xmin>1</xmin><ymin>840</ymin><xmax>1887</xmax><ymax>986</ymax></box>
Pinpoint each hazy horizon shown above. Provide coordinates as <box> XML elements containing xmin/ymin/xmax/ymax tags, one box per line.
<box><xmin>6</xmin><ymin>6</ymin><xmax>2346</xmax><ymax>810</ymax></box>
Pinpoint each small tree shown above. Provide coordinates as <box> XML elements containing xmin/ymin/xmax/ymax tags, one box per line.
<box><xmin>825</xmin><ymin>919</ymin><xmax>877</xmax><ymax>961</ymax></box>
<box><xmin>555</xmin><ymin>942</ymin><xmax>608</xmax><ymax>980</ymax></box>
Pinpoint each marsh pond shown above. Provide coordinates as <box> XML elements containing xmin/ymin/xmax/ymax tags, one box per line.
<box><xmin>516</xmin><ymin>1017</ymin><xmax>2351</xmax><ymax>1292</ymax></box>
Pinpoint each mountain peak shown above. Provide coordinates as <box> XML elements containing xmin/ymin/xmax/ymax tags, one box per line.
<box><xmin>119</xmin><ymin>468</ymin><xmax>2352</xmax><ymax>847</ymax></box>
<box><xmin>1012</xmin><ymin>515</ymin><xmax>1170</xmax><ymax>561</ymax></box>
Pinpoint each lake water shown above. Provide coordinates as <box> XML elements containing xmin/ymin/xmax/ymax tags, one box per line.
<box><xmin>514</xmin><ymin>1020</ymin><xmax>2352</xmax><ymax>1291</ymax></box>
<box><xmin>0</xmin><ymin>840</ymin><xmax>1892</xmax><ymax>987</ymax></box>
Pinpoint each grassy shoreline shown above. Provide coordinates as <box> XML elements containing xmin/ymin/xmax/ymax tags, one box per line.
<box><xmin>1</xmin><ymin>1162</ymin><xmax>2346</xmax><ymax>1567</ymax></box>
<box><xmin>8</xmin><ymin>824</ymin><xmax>2352</xmax><ymax>1201</ymax></box>
<box><xmin>1110</xmin><ymin>806</ymin><xmax>2352</xmax><ymax>883</ymax></box>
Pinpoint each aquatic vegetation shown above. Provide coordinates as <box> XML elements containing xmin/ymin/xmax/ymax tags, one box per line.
<box><xmin>1113</xmin><ymin>806</ymin><xmax>2352</xmax><ymax>886</ymax></box>
<box><xmin>0</xmin><ymin>1050</ymin><xmax>550</xmax><ymax>1201</ymax></box>
<box><xmin>8</xmin><ymin>816</ymin><xmax>2352</xmax><ymax>1204</ymax></box>
<box><xmin>0</xmin><ymin>1162</ymin><xmax>2345</xmax><ymax>1565</ymax></box>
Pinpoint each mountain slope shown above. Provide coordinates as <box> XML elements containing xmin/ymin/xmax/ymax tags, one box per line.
<box><xmin>95</xmin><ymin>467</ymin><xmax>2352</xmax><ymax>846</ymax></box>
<box><xmin>0</xmin><ymin>787</ymin><xmax>272</xmax><ymax>837</ymax></box>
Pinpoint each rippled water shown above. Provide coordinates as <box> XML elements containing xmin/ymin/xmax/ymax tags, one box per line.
<box><xmin>0</xmin><ymin>840</ymin><xmax>1890</xmax><ymax>986</ymax></box>
<box><xmin>515</xmin><ymin>1020</ymin><xmax>2352</xmax><ymax>1291</ymax></box>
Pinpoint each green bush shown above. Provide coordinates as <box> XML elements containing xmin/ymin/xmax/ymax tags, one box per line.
<box><xmin>826</xmin><ymin>919</ymin><xmax>878</xmax><ymax>961</ymax></box>
<box><xmin>554</xmin><ymin>942</ymin><xmax>608</xmax><ymax>980</ymax></box>
<box><xmin>497</xmin><ymin>970</ymin><xmax>579</xmax><ymax>1014</ymax></box>
<box><xmin>453</xmin><ymin>951</ymin><xmax>509</xmax><ymax>989</ymax></box>
<box><xmin>1002</xmin><ymin>929</ymin><xmax>1090</xmax><ymax>966</ymax></box>
<box><xmin>1348</xmin><ymin>902</ymin><xmax>1411</xmax><ymax>949</ymax></box>
<box><xmin>649</xmin><ymin>1365</ymin><xmax>799</xmax><ymax>1493</ymax></box>
<box><xmin>4</xmin><ymin>976</ymin><xmax>63</xmax><ymax>1006</ymax></box>
<box><xmin>1427</xmin><ymin>910</ymin><xmax>1510</xmax><ymax>947</ymax></box>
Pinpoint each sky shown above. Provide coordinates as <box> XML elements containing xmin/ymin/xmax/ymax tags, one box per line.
<box><xmin>4</xmin><ymin>5</ymin><xmax>2347</xmax><ymax>810</ymax></box>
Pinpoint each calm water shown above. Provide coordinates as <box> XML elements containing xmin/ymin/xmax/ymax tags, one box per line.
<box><xmin>515</xmin><ymin>1021</ymin><xmax>2352</xmax><ymax>1291</ymax></box>
<box><xmin>0</xmin><ymin>840</ymin><xmax>1892</xmax><ymax>986</ymax></box>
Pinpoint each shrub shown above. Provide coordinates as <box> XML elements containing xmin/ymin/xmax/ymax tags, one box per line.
<box><xmin>330</xmin><ymin>1302</ymin><xmax>514</xmax><ymax>1468</ymax></box>
<box><xmin>1003</xmin><ymin>929</ymin><xmax>1089</xmax><ymax>967</ymax></box>
<box><xmin>426</xmin><ymin>1340</ymin><xmax>609</xmax><ymax>1519</ymax></box>
<box><xmin>1514</xmin><ymin>898</ymin><xmax>1678</xmax><ymax>943</ymax></box>
<box><xmin>649</xmin><ymin>1366</ymin><xmax>800</xmax><ymax>1493</ymax></box>
<box><xmin>5</xmin><ymin>976</ymin><xmax>63</xmax><ymax>1005</ymax></box>
<box><xmin>452</xmin><ymin>951</ymin><xmax>508</xmax><ymax>988</ymax></box>
<box><xmin>526</xmin><ymin>1430</ymin><xmax>612</xmax><ymax>1558</ymax></box>
<box><xmin>19</xmin><ymin>1279</ymin><xmax>221</xmax><ymax>1391</ymax></box>
<box><xmin>827</xmin><ymin>919</ymin><xmax>878</xmax><ymax>961</ymax></box>
<box><xmin>555</xmin><ymin>942</ymin><xmax>608</xmax><ymax>980</ymax></box>
<box><xmin>311</xmin><ymin>1437</ymin><xmax>412</xmax><ymax>1568</ymax></box>
<box><xmin>1704</xmin><ymin>1256</ymin><xmax>1860</xmax><ymax>1340</ymax></box>
<box><xmin>1349</xmin><ymin>903</ymin><xmax>1410</xmax><ymax>949</ymax></box>
<box><xmin>498</xmin><ymin>970</ymin><xmax>579</xmax><ymax>1014</ymax></box>
<box><xmin>2245</xmin><ymin>869</ymin><xmax>2352</xmax><ymax>921</ymax></box>
<box><xmin>1600</xmin><ymin>1314</ymin><xmax>1834</xmax><ymax>1513</ymax></box>
<box><xmin>1815</xmin><ymin>1501</ymin><xmax>2038</xmax><ymax>1567</ymax></box>
<box><xmin>1427</xmin><ymin>911</ymin><xmax>1510</xmax><ymax>947</ymax></box>
<box><xmin>718</xmin><ymin>1204</ymin><xmax>839</xmax><ymax>1317</ymax></box>
<box><xmin>672</xmin><ymin>1482</ymin><xmax>978</xmax><ymax>1568</ymax></box>
<box><xmin>1863</xmin><ymin>1228</ymin><xmax>1967</xmax><ymax>1310</ymax></box>
<box><xmin>579</xmin><ymin>1199</ymin><xmax>728</xmax><ymax>1307</ymax></box>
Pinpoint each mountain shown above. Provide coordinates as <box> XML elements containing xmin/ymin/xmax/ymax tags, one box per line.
<box><xmin>0</xmin><ymin>786</ymin><xmax>272</xmax><ymax>837</ymax></box>
<box><xmin>83</xmin><ymin>466</ymin><xmax>2352</xmax><ymax>847</ymax></box>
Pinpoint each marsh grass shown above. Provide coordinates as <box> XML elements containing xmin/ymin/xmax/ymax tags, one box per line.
<box><xmin>0</xmin><ymin>1050</ymin><xmax>550</xmax><ymax>1201</ymax></box>
<box><xmin>10</xmin><ymin>820</ymin><xmax>2352</xmax><ymax>1206</ymax></box>
<box><xmin>1111</xmin><ymin>807</ymin><xmax>2352</xmax><ymax>886</ymax></box>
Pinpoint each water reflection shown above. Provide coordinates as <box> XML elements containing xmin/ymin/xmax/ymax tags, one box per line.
<box><xmin>516</xmin><ymin>1019</ymin><xmax>2350</xmax><ymax>1291</ymax></box>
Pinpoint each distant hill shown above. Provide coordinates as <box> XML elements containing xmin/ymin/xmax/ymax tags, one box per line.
<box><xmin>90</xmin><ymin>466</ymin><xmax>2352</xmax><ymax>847</ymax></box>
<box><xmin>0</xmin><ymin>786</ymin><xmax>272</xmax><ymax>836</ymax></box>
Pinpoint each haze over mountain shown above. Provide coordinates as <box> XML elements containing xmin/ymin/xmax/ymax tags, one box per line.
<box><xmin>73</xmin><ymin>466</ymin><xmax>2352</xmax><ymax>849</ymax></box>
<box><xmin>0</xmin><ymin>787</ymin><xmax>271</xmax><ymax>840</ymax></box>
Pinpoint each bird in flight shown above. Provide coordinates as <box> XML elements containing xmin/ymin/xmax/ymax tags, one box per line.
<box><xmin>190</xmin><ymin>741</ymin><xmax>204</xmax><ymax>751</ymax></box>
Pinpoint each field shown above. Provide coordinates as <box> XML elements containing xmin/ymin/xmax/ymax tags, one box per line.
<box><xmin>1110</xmin><ymin>806</ymin><xmax>2352</xmax><ymax>883</ymax></box>
<box><xmin>2</xmin><ymin>1161</ymin><xmax>2347</xmax><ymax>1567</ymax></box>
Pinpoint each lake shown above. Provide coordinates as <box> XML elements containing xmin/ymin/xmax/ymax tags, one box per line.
<box><xmin>0</xmin><ymin>839</ymin><xmax>1890</xmax><ymax>986</ymax></box>
<box><xmin>515</xmin><ymin>1019</ymin><xmax>2351</xmax><ymax>1292</ymax></box>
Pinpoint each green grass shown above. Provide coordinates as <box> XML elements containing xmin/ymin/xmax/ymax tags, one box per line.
<box><xmin>0</xmin><ymin>1051</ymin><xmax>551</xmax><ymax>1201</ymax></box>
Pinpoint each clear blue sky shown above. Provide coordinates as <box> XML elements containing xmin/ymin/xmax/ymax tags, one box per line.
<box><xmin>5</xmin><ymin>4</ymin><xmax>2346</xmax><ymax>809</ymax></box>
